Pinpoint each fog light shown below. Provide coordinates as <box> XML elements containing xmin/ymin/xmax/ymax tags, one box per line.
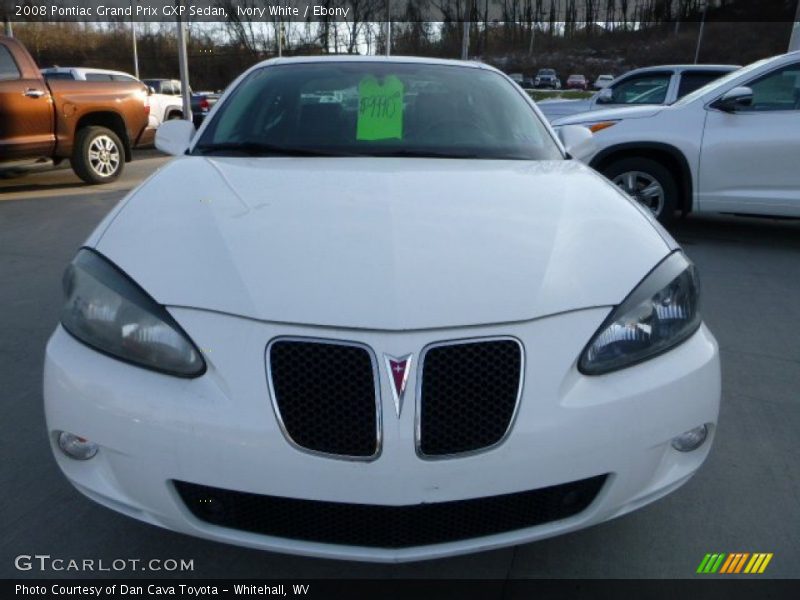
<box><xmin>57</xmin><ymin>432</ymin><xmax>98</xmax><ymax>460</ymax></box>
<box><xmin>671</xmin><ymin>425</ymin><xmax>708</xmax><ymax>452</ymax></box>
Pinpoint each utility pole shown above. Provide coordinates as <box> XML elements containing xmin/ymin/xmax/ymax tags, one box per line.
<box><xmin>694</xmin><ymin>1</ymin><xmax>708</xmax><ymax>64</ymax></box>
<box><xmin>278</xmin><ymin>22</ymin><xmax>283</xmax><ymax>57</ymax></box>
<box><xmin>176</xmin><ymin>1</ymin><xmax>192</xmax><ymax>123</ymax></box>
<box><xmin>790</xmin><ymin>0</ymin><xmax>800</xmax><ymax>52</ymax></box>
<box><xmin>3</xmin><ymin>17</ymin><xmax>12</xmax><ymax>37</ymax></box>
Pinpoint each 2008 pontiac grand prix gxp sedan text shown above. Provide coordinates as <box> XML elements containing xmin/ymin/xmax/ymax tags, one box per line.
<box><xmin>44</xmin><ymin>57</ymin><xmax>720</xmax><ymax>562</ymax></box>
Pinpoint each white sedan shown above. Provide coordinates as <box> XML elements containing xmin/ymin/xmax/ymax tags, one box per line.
<box><xmin>44</xmin><ymin>56</ymin><xmax>720</xmax><ymax>563</ymax></box>
<box><xmin>552</xmin><ymin>51</ymin><xmax>800</xmax><ymax>224</ymax></box>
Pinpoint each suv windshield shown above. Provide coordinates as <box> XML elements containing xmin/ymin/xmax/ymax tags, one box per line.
<box><xmin>193</xmin><ymin>62</ymin><xmax>562</xmax><ymax>160</ymax></box>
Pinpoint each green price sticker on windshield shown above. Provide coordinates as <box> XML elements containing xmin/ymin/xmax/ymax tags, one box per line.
<box><xmin>357</xmin><ymin>75</ymin><xmax>404</xmax><ymax>141</ymax></box>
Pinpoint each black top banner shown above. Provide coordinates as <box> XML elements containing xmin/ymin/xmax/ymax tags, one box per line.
<box><xmin>2</xmin><ymin>0</ymin><xmax>799</xmax><ymax>23</ymax></box>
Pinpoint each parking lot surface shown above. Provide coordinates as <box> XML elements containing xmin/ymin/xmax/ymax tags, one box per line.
<box><xmin>1</xmin><ymin>153</ymin><xmax>798</xmax><ymax>578</ymax></box>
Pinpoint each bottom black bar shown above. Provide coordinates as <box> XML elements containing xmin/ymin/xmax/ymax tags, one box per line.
<box><xmin>5</xmin><ymin>579</ymin><xmax>800</xmax><ymax>600</ymax></box>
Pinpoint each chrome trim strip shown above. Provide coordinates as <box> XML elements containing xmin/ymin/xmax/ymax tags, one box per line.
<box><xmin>265</xmin><ymin>336</ymin><xmax>382</xmax><ymax>462</ymax></box>
<box><xmin>414</xmin><ymin>335</ymin><xmax>525</xmax><ymax>461</ymax></box>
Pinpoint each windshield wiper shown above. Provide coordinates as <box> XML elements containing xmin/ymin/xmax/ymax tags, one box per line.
<box><xmin>194</xmin><ymin>142</ymin><xmax>353</xmax><ymax>157</ymax></box>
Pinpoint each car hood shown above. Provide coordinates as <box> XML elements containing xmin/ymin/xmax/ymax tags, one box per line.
<box><xmin>552</xmin><ymin>104</ymin><xmax>665</xmax><ymax>126</ymax></box>
<box><xmin>95</xmin><ymin>157</ymin><xmax>671</xmax><ymax>330</ymax></box>
<box><xmin>536</xmin><ymin>99</ymin><xmax>593</xmax><ymax>121</ymax></box>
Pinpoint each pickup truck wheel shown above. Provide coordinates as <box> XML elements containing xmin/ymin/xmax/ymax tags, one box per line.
<box><xmin>603</xmin><ymin>157</ymin><xmax>678</xmax><ymax>226</ymax></box>
<box><xmin>72</xmin><ymin>126</ymin><xmax>124</xmax><ymax>184</ymax></box>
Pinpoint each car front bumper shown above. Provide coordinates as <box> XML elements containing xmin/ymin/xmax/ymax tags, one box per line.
<box><xmin>44</xmin><ymin>306</ymin><xmax>720</xmax><ymax>562</ymax></box>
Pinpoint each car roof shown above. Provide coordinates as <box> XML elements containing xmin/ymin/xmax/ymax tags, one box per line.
<box><xmin>252</xmin><ymin>55</ymin><xmax>492</xmax><ymax>71</ymax></box>
<box><xmin>624</xmin><ymin>64</ymin><xmax>740</xmax><ymax>75</ymax></box>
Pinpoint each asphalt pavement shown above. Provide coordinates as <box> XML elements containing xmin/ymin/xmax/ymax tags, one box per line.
<box><xmin>1</xmin><ymin>153</ymin><xmax>798</xmax><ymax>579</ymax></box>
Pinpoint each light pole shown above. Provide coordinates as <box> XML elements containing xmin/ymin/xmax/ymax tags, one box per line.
<box><xmin>694</xmin><ymin>1</ymin><xmax>708</xmax><ymax>64</ymax></box>
<box><xmin>4</xmin><ymin>16</ymin><xmax>12</xmax><ymax>37</ymax></box>
<box><xmin>790</xmin><ymin>0</ymin><xmax>800</xmax><ymax>52</ymax></box>
<box><xmin>131</xmin><ymin>2</ymin><xmax>139</xmax><ymax>79</ymax></box>
<box><xmin>385</xmin><ymin>0</ymin><xmax>391</xmax><ymax>56</ymax></box>
<box><xmin>461</xmin><ymin>0</ymin><xmax>474</xmax><ymax>60</ymax></box>
<box><xmin>176</xmin><ymin>1</ymin><xmax>192</xmax><ymax>122</ymax></box>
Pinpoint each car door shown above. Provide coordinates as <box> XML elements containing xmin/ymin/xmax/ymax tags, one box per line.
<box><xmin>698</xmin><ymin>61</ymin><xmax>800</xmax><ymax>216</ymax></box>
<box><xmin>0</xmin><ymin>43</ymin><xmax>54</xmax><ymax>160</ymax></box>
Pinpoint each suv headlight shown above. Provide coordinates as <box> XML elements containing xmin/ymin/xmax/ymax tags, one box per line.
<box><xmin>61</xmin><ymin>249</ymin><xmax>206</xmax><ymax>377</ymax></box>
<box><xmin>579</xmin><ymin>251</ymin><xmax>701</xmax><ymax>375</ymax></box>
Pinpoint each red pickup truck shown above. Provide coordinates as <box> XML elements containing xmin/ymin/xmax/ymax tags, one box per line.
<box><xmin>0</xmin><ymin>36</ymin><xmax>150</xmax><ymax>184</ymax></box>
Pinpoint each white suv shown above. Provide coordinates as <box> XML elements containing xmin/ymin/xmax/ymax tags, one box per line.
<box><xmin>552</xmin><ymin>52</ymin><xmax>800</xmax><ymax>224</ymax></box>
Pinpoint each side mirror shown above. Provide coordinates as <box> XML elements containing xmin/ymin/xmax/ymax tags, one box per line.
<box><xmin>155</xmin><ymin>119</ymin><xmax>196</xmax><ymax>156</ymax></box>
<box><xmin>712</xmin><ymin>86</ymin><xmax>753</xmax><ymax>112</ymax></box>
<box><xmin>148</xmin><ymin>86</ymin><xmax>156</xmax><ymax>95</ymax></box>
<box><xmin>558</xmin><ymin>125</ymin><xmax>595</xmax><ymax>161</ymax></box>
<box><xmin>596</xmin><ymin>88</ymin><xmax>614</xmax><ymax>104</ymax></box>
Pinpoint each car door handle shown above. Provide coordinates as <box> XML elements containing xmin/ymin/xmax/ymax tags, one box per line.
<box><xmin>24</xmin><ymin>88</ymin><xmax>46</xmax><ymax>98</ymax></box>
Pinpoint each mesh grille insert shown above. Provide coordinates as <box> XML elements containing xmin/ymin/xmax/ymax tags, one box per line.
<box><xmin>175</xmin><ymin>475</ymin><xmax>607</xmax><ymax>549</ymax></box>
<box><xmin>268</xmin><ymin>339</ymin><xmax>378</xmax><ymax>458</ymax></box>
<box><xmin>419</xmin><ymin>339</ymin><xmax>523</xmax><ymax>456</ymax></box>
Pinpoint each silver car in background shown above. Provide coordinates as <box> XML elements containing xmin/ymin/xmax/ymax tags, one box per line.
<box><xmin>538</xmin><ymin>64</ymin><xmax>738</xmax><ymax>121</ymax></box>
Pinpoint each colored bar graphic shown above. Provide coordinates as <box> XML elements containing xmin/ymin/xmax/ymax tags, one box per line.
<box><xmin>702</xmin><ymin>552</ymin><xmax>773</xmax><ymax>575</ymax></box>
<box><xmin>734</xmin><ymin>553</ymin><xmax>750</xmax><ymax>573</ymax></box>
<box><xmin>711</xmin><ymin>554</ymin><xmax>726</xmax><ymax>573</ymax></box>
<box><xmin>744</xmin><ymin>554</ymin><xmax>760</xmax><ymax>574</ymax></box>
<box><xmin>697</xmin><ymin>554</ymin><xmax>713</xmax><ymax>573</ymax></box>
<box><xmin>719</xmin><ymin>554</ymin><xmax>736</xmax><ymax>574</ymax></box>
<box><xmin>758</xmin><ymin>553</ymin><xmax>773</xmax><ymax>573</ymax></box>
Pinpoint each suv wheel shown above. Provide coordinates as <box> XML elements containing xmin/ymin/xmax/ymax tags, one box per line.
<box><xmin>603</xmin><ymin>157</ymin><xmax>678</xmax><ymax>226</ymax></box>
<box><xmin>72</xmin><ymin>126</ymin><xmax>124</xmax><ymax>184</ymax></box>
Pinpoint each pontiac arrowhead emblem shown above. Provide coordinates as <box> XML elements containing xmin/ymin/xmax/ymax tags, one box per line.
<box><xmin>384</xmin><ymin>354</ymin><xmax>413</xmax><ymax>418</ymax></box>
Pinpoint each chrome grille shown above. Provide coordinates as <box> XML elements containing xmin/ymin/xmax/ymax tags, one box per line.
<box><xmin>417</xmin><ymin>338</ymin><xmax>523</xmax><ymax>457</ymax></box>
<box><xmin>267</xmin><ymin>338</ymin><xmax>380</xmax><ymax>459</ymax></box>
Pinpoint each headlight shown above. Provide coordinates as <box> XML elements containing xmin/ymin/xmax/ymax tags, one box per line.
<box><xmin>579</xmin><ymin>252</ymin><xmax>701</xmax><ymax>375</ymax></box>
<box><xmin>61</xmin><ymin>249</ymin><xmax>205</xmax><ymax>377</ymax></box>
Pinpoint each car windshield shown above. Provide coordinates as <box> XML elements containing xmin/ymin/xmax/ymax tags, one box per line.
<box><xmin>673</xmin><ymin>59</ymin><xmax>771</xmax><ymax>106</ymax></box>
<box><xmin>193</xmin><ymin>62</ymin><xmax>561</xmax><ymax>160</ymax></box>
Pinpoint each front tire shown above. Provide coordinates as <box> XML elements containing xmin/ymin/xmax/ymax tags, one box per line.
<box><xmin>602</xmin><ymin>157</ymin><xmax>678</xmax><ymax>226</ymax></box>
<box><xmin>72</xmin><ymin>126</ymin><xmax>124</xmax><ymax>184</ymax></box>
